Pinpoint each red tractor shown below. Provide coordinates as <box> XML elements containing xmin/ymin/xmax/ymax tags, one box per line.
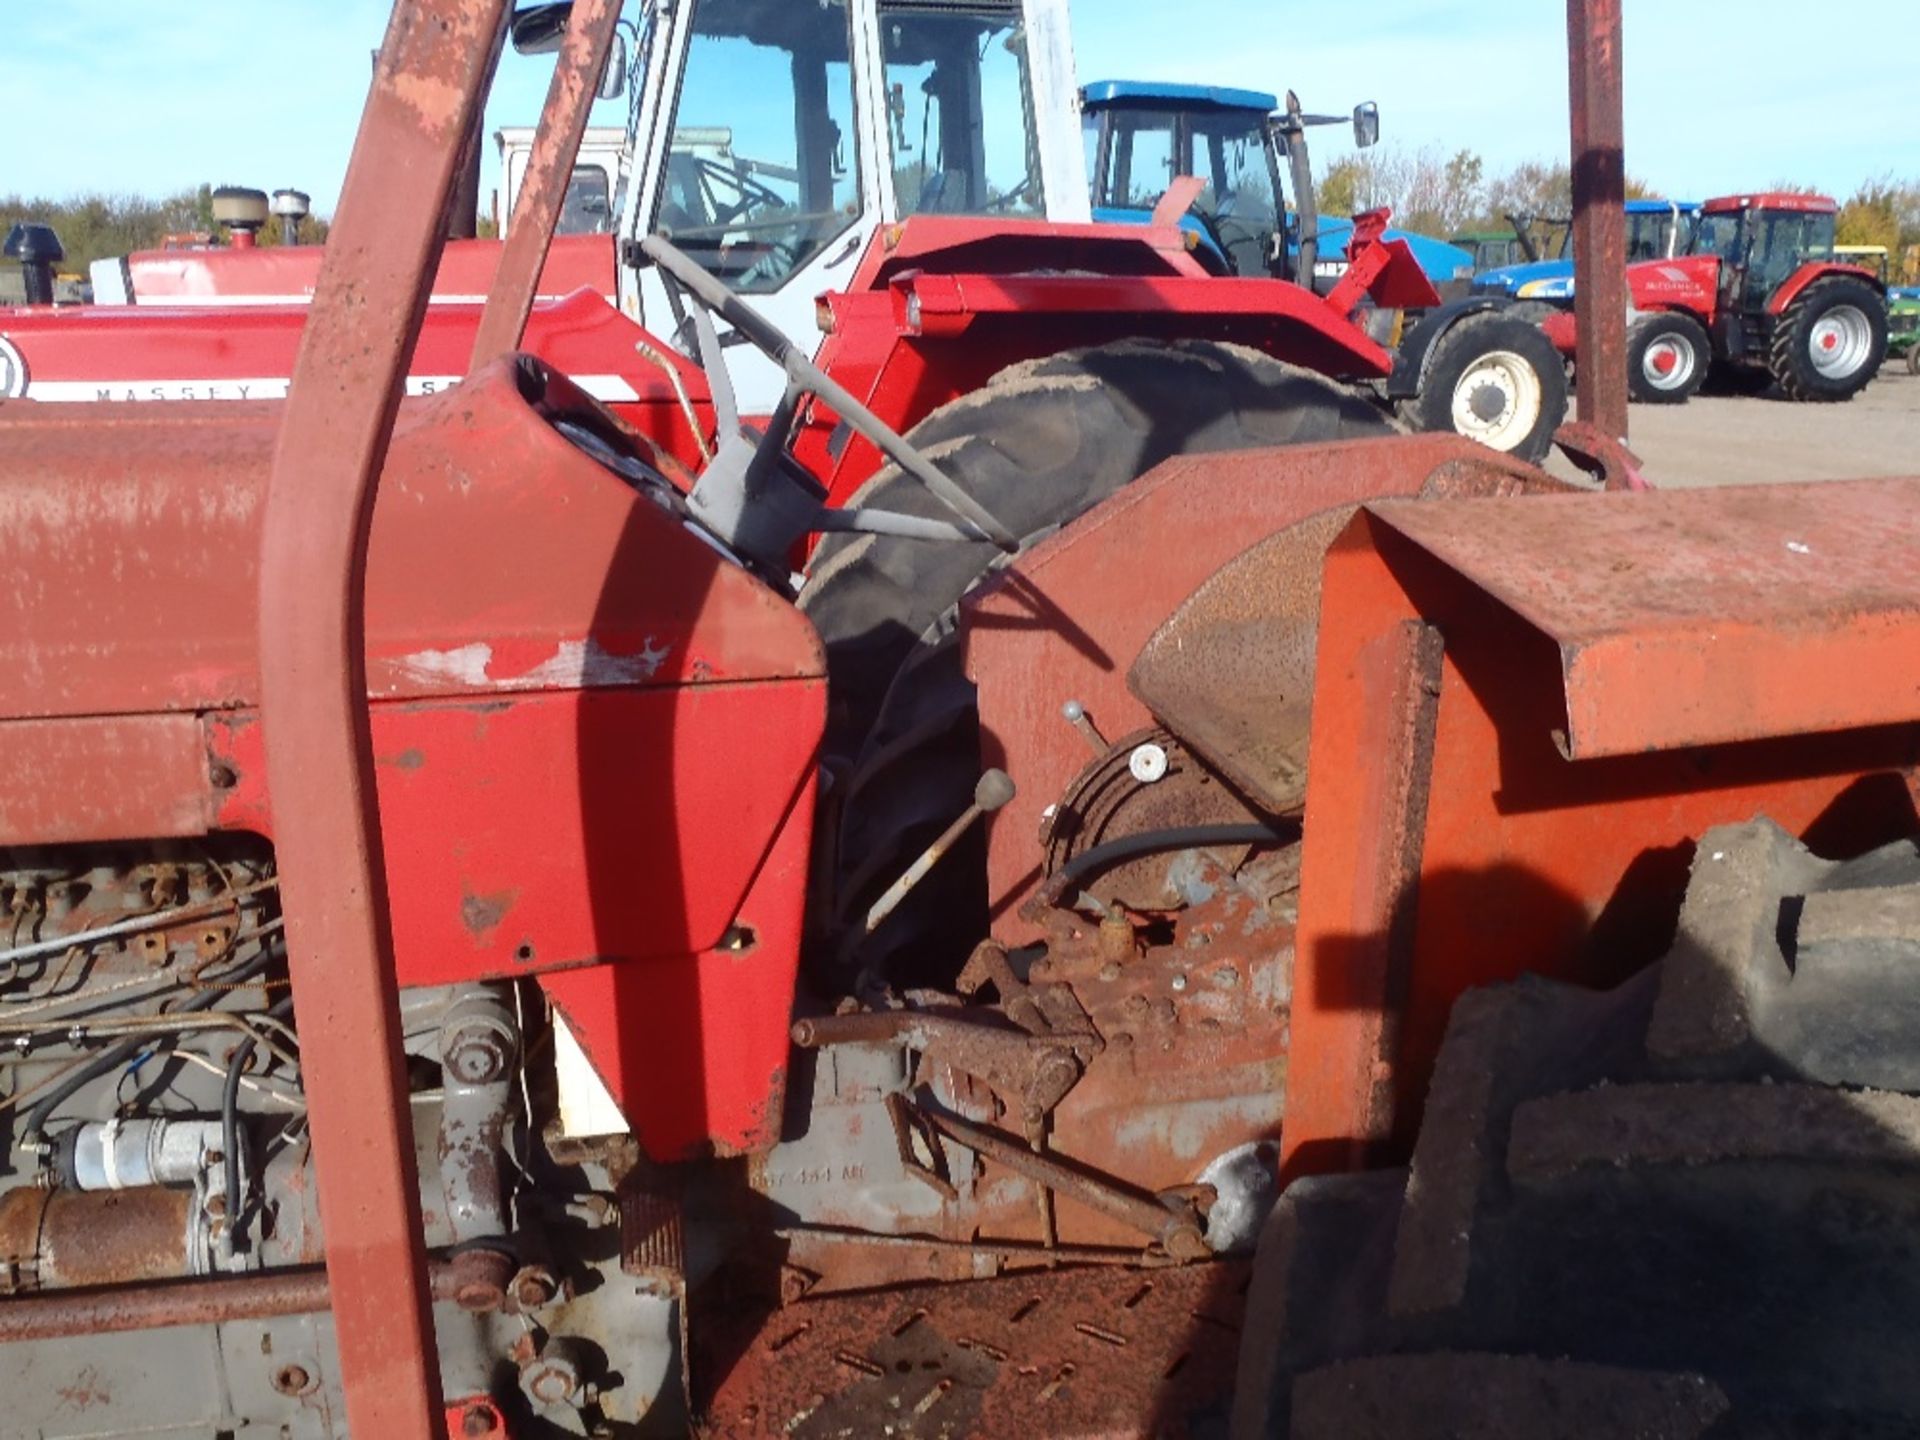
<box><xmin>1536</xmin><ymin>191</ymin><xmax>1889</xmax><ymax>403</ymax></box>
<box><xmin>1</xmin><ymin>5</ymin><xmax>1917</xmax><ymax>1439</ymax></box>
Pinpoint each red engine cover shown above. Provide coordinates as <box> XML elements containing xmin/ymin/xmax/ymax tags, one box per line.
<box><xmin>0</xmin><ymin>364</ymin><xmax>824</xmax><ymax>1157</ymax></box>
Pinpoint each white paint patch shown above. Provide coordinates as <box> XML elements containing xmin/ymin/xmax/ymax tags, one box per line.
<box><xmin>554</xmin><ymin>1013</ymin><xmax>632</xmax><ymax>1139</ymax></box>
<box><xmin>1785</xmin><ymin>540</ymin><xmax>1812</xmax><ymax>555</ymax></box>
<box><xmin>389</xmin><ymin>636</ymin><xmax>672</xmax><ymax>693</ymax></box>
<box><xmin>25</xmin><ymin>374</ymin><xmax>640</xmax><ymax>403</ymax></box>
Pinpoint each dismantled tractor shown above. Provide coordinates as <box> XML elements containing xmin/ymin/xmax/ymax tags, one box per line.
<box><xmin>1</xmin><ymin>3</ymin><xmax>1918</xmax><ymax>1439</ymax></box>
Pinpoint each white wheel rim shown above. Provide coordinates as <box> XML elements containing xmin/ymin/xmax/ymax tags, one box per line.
<box><xmin>1640</xmin><ymin>332</ymin><xmax>1697</xmax><ymax>391</ymax></box>
<box><xmin>1809</xmin><ymin>305</ymin><xmax>1874</xmax><ymax>380</ymax></box>
<box><xmin>1450</xmin><ymin>349</ymin><xmax>1544</xmax><ymax>451</ymax></box>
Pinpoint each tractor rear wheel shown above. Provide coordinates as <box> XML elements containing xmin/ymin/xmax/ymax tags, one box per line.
<box><xmin>1402</xmin><ymin>313</ymin><xmax>1567</xmax><ymax>464</ymax></box>
<box><xmin>1625</xmin><ymin>311</ymin><xmax>1709</xmax><ymax>404</ymax></box>
<box><xmin>798</xmin><ymin>340</ymin><xmax>1394</xmax><ymax>988</ymax></box>
<box><xmin>1769</xmin><ymin>276</ymin><xmax>1889</xmax><ymax>401</ymax></box>
<box><xmin>1232</xmin><ymin>818</ymin><xmax>1920</xmax><ymax>1438</ymax></box>
<box><xmin>800</xmin><ymin>340</ymin><xmax>1392</xmax><ymax>768</ymax></box>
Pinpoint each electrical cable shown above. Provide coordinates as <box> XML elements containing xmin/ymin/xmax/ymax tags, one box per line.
<box><xmin>225</xmin><ymin>993</ymin><xmax>297</xmax><ymax>1254</ymax></box>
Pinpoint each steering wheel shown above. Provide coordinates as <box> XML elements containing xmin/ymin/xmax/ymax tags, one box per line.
<box><xmin>633</xmin><ymin>234</ymin><xmax>1020</xmax><ymax>576</ymax></box>
<box><xmin>982</xmin><ymin>176</ymin><xmax>1034</xmax><ymax>215</ymax></box>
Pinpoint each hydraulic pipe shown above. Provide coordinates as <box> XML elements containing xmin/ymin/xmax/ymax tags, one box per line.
<box><xmin>254</xmin><ymin>2</ymin><xmax>511</xmax><ymax>1435</ymax></box>
<box><xmin>0</xmin><ymin>1262</ymin><xmax>466</xmax><ymax>1345</ymax></box>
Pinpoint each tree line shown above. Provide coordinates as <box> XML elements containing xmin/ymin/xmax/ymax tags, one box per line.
<box><xmin>1</xmin><ymin>185</ymin><xmax>329</xmax><ymax>274</ymax></box>
<box><xmin>1322</xmin><ymin>146</ymin><xmax>1920</xmax><ymax>270</ymax></box>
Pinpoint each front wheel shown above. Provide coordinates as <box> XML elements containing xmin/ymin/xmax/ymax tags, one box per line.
<box><xmin>1404</xmin><ymin>313</ymin><xmax>1569</xmax><ymax>463</ymax></box>
<box><xmin>1768</xmin><ymin>276</ymin><xmax>1888</xmax><ymax>401</ymax></box>
<box><xmin>1625</xmin><ymin>311</ymin><xmax>1709</xmax><ymax>404</ymax></box>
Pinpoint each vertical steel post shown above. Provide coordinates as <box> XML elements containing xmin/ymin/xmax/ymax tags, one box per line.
<box><xmin>255</xmin><ymin>2</ymin><xmax>511</xmax><ymax>1435</ymax></box>
<box><xmin>471</xmin><ymin>0</ymin><xmax>624</xmax><ymax>371</ymax></box>
<box><xmin>1568</xmin><ymin>0</ymin><xmax>1629</xmax><ymax>441</ymax></box>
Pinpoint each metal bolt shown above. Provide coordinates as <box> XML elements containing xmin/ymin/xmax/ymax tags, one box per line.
<box><xmin>511</xmin><ymin>1264</ymin><xmax>559</xmax><ymax>1311</ymax></box>
<box><xmin>1061</xmin><ymin>700</ymin><xmax>1108</xmax><ymax>755</ymax></box>
<box><xmin>520</xmin><ymin>1349</ymin><xmax>584</xmax><ymax>1407</ymax></box>
<box><xmin>271</xmin><ymin>1362</ymin><xmax>315</xmax><ymax>1396</ymax></box>
<box><xmin>462</xmin><ymin>1403</ymin><xmax>501</xmax><ymax>1436</ymax></box>
<box><xmin>1128</xmin><ymin>743</ymin><xmax>1169</xmax><ymax>784</ymax></box>
<box><xmin>1170</xmin><ymin>973</ymin><xmax>1188</xmax><ymax>992</ymax></box>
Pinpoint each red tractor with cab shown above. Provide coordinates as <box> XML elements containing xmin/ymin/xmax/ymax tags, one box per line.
<box><xmin>1536</xmin><ymin>191</ymin><xmax>1889</xmax><ymax>404</ymax></box>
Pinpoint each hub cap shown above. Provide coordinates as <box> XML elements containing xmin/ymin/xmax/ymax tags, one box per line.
<box><xmin>1809</xmin><ymin>305</ymin><xmax>1875</xmax><ymax>379</ymax></box>
<box><xmin>1450</xmin><ymin>350</ymin><xmax>1543</xmax><ymax>452</ymax></box>
<box><xmin>1640</xmin><ymin>332</ymin><xmax>1697</xmax><ymax>392</ymax></box>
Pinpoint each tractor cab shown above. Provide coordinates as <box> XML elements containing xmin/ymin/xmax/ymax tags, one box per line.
<box><xmin>1081</xmin><ymin>81</ymin><xmax>1289</xmax><ymax>278</ymax></box>
<box><xmin>1690</xmin><ymin>193</ymin><xmax>1850</xmax><ymax>314</ymax></box>
<box><xmin>1079</xmin><ymin>80</ymin><xmax>1427</xmax><ymax>290</ymax></box>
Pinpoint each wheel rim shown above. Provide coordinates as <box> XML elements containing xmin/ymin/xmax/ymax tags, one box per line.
<box><xmin>1450</xmin><ymin>350</ymin><xmax>1543</xmax><ymax>451</ymax></box>
<box><xmin>1808</xmin><ymin>304</ymin><xmax>1875</xmax><ymax>379</ymax></box>
<box><xmin>1640</xmin><ymin>331</ymin><xmax>1698</xmax><ymax>392</ymax></box>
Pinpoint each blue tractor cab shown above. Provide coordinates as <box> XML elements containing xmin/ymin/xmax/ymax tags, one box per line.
<box><xmin>1472</xmin><ymin>199</ymin><xmax>1700</xmax><ymax>302</ymax></box>
<box><xmin>1080</xmin><ymin>80</ymin><xmax>1468</xmax><ymax>289</ymax></box>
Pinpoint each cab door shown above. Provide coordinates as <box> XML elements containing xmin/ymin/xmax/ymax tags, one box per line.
<box><xmin>623</xmin><ymin>0</ymin><xmax>884</xmax><ymax>417</ymax></box>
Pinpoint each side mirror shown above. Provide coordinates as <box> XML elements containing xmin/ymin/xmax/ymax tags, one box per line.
<box><xmin>598</xmin><ymin>30</ymin><xmax>629</xmax><ymax>100</ymax></box>
<box><xmin>510</xmin><ymin>2</ymin><xmax>572</xmax><ymax>55</ymax></box>
<box><xmin>1353</xmin><ymin>102</ymin><xmax>1380</xmax><ymax>150</ymax></box>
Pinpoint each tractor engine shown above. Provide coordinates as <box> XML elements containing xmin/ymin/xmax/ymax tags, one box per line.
<box><xmin>0</xmin><ymin>842</ymin><xmax>528</xmax><ymax>1297</ymax></box>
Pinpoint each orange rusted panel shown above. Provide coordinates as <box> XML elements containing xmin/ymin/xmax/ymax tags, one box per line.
<box><xmin>1286</xmin><ymin>479</ymin><xmax>1920</xmax><ymax>1184</ymax></box>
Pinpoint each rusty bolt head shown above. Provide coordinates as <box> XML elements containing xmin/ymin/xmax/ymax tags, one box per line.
<box><xmin>520</xmin><ymin>1351</ymin><xmax>584</xmax><ymax>1407</ymax></box>
<box><xmin>450</xmin><ymin>1247</ymin><xmax>515</xmax><ymax>1314</ymax></box>
<box><xmin>444</xmin><ymin>1026</ymin><xmax>514</xmax><ymax>1085</ymax></box>
<box><xmin>511</xmin><ymin>1264</ymin><xmax>560</xmax><ymax>1311</ymax></box>
<box><xmin>271</xmin><ymin>1362</ymin><xmax>316</xmax><ymax>1396</ymax></box>
<box><xmin>462</xmin><ymin>1403</ymin><xmax>501</xmax><ymax>1436</ymax></box>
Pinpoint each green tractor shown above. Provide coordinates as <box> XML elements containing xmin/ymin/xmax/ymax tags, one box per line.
<box><xmin>1890</xmin><ymin>288</ymin><xmax>1920</xmax><ymax>376</ymax></box>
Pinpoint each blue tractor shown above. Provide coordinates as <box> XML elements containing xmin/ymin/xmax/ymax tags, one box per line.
<box><xmin>1079</xmin><ymin>80</ymin><xmax>1570</xmax><ymax>460</ymax></box>
<box><xmin>1471</xmin><ymin>198</ymin><xmax>1701</xmax><ymax>305</ymax></box>
<box><xmin>1079</xmin><ymin>80</ymin><xmax>1472</xmax><ymax>290</ymax></box>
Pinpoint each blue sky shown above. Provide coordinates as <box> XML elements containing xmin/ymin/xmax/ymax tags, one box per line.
<box><xmin>1</xmin><ymin>1</ymin><xmax>1911</xmax><ymax>214</ymax></box>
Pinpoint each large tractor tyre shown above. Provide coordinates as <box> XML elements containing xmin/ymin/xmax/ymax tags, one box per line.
<box><xmin>1401</xmin><ymin>313</ymin><xmax>1568</xmax><ymax>464</ymax></box>
<box><xmin>1625</xmin><ymin>310</ymin><xmax>1710</xmax><ymax>404</ymax></box>
<box><xmin>1234</xmin><ymin>818</ymin><xmax>1920</xmax><ymax>1439</ymax></box>
<box><xmin>798</xmin><ymin>341</ymin><xmax>1394</xmax><ymax>989</ymax></box>
<box><xmin>799</xmin><ymin>340</ymin><xmax>1392</xmax><ymax>767</ymax></box>
<box><xmin>1768</xmin><ymin>276</ymin><xmax>1889</xmax><ymax>402</ymax></box>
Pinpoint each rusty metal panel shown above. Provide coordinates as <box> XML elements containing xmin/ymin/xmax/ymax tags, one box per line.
<box><xmin>701</xmin><ymin>1259</ymin><xmax>1251</xmax><ymax>1437</ymax></box>
<box><xmin>1568</xmin><ymin>0</ymin><xmax>1629</xmax><ymax>439</ymax></box>
<box><xmin>252</xmin><ymin>2</ymin><xmax>512</xmax><ymax>1433</ymax></box>
<box><xmin>0</xmin><ymin>714</ymin><xmax>216</xmax><ymax>844</ymax></box>
<box><xmin>1367</xmin><ymin>476</ymin><xmax>1920</xmax><ymax>758</ymax></box>
<box><xmin>964</xmin><ymin>436</ymin><xmax>1564</xmax><ymax>939</ymax></box>
<box><xmin>1284</xmin><ymin>483</ymin><xmax>1920</xmax><ymax>1186</ymax></box>
<box><xmin>471</xmin><ymin>0</ymin><xmax>625</xmax><ymax>369</ymax></box>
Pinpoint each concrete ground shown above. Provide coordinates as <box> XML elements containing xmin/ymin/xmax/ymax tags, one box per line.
<box><xmin>1544</xmin><ymin>362</ymin><xmax>1920</xmax><ymax>490</ymax></box>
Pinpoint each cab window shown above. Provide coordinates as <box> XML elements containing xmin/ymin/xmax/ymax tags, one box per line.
<box><xmin>881</xmin><ymin>2</ymin><xmax>1044</xmax><ymax>218</ymax></box>
<box><xmin>658</xmin><ymin>0</ymin><xmax>861</xmax><ymax>293</ymax></box>
<box><xmin>560</xmin><ymin>165</ymin><xmax>614</xmax><ymax>234</ymax></box>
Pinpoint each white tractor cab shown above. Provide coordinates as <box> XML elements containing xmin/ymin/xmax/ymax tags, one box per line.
<box><xmin>493</xmin><ymin>125</ymin><xmax>629</xmax><ymax>237</ymax></box>
<box><xmin>608</xmin><ymin>0</ymin><xmax>1088</xmax><ymax>408</ymax></box>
